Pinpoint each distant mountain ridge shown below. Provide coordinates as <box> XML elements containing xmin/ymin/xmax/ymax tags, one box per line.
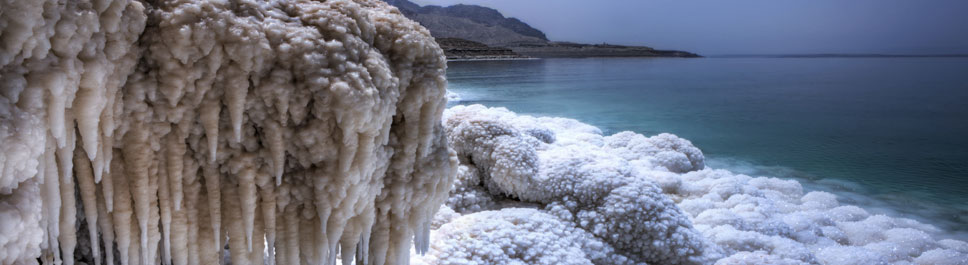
<box><xmin>384</xmin><ymin>0</ymin><xmax>699</xmax><ymax>58</ymax></box>
<box><xmin>385</xmin><ymin>0</ymin><xmax>547</xmax><ymax>46</ymax></box>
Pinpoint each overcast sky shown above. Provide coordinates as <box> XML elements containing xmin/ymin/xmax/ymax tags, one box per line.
<box><xmin>412</xmin><ymin>0</ymin><xmax>968</xmax><ymax>55</ymax></box>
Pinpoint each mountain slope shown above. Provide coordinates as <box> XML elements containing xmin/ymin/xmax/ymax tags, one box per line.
<box><xmin>385</xmin><ymin>0</ymin><xmax>547</xmax><ymax>46</ymax></box>
<box><xmin>385</xmin><ymin>0</ymin><xmax>699</xmax><ymax>58</ymax></box>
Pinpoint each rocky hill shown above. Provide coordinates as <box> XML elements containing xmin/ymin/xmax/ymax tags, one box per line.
<box><xmin>385</xmin><ymin>0</ymin><xmax>547</xmax><ymax>46</ymax></box>
<box><xmin>384</xmin><ymin>0</ymin><xmax>699</xmax><ymax>58</ymax></box>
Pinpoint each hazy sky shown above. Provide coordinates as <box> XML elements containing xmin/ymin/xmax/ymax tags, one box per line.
<box><xmin>413</xmin><ymin>0</ymin><xmax>968</xmax><ymax>55</ymax></box>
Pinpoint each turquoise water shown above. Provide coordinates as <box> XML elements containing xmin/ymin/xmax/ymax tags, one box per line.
<box><xmin>445</xmin><ymin>57</ymin><xmax>968</xmax><ymax>235</ymax></box>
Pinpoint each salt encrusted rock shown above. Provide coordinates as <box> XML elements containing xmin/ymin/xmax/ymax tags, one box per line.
<box><xmin>605</xmin><ymin>131</ymin><xmax>705</xmax><ymax>173</ymax></box>
<box><xmin>2</xmin><ymin>0</ymin><xmax>146</xmax><ymax>263</ymax></box>
<box><xmin>432</xmin><ymin>104</ymin><xmax>968</xmax><ymax>265</ymax></box>
<box><xmin>441</xmin><ymin>105</ymin><xmax>720</xmax><ymax>265</ymax></box>
<box><xmin>413</xmin><ymin>208</ymin><xmax>595</xmax><ymax>265</ymax></box>
<box><xmin>0</xmin><ymin>0</ymin><xmax>455</xmax><ymax>264</ymax></box>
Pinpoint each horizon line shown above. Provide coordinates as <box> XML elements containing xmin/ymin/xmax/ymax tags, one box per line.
<box><xmin>705</xmin><ymin>53</ymin><xmax>968</xmax><ymax>58</ymax></box>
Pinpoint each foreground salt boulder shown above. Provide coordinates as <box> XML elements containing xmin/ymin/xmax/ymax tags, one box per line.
<box><xmin>0</xmin><ymin>0</ymin><xmax>455</xmax><ymax>264</ymax></box>
<box><xmin>439</xmin><ymin>105</ymin><xmax>721</xmax><ymax>265</ymax></box>
<box><xmin>430</xmin><ymin>104</ymin><xmax>968</xmax><ymax>265</ymax></box>
<box><xmin>414</xmin><ymin>208</ymin><xmax>597</xmax><ymax>265</ymax></box>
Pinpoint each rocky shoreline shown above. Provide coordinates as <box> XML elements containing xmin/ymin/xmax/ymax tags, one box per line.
<box><xmin>437</xmin><ymin>38</ymin><xmax>700</xmax><ymax>60</ymax></box>
<box><xmin>509</xmin><ymin>41</ymin><xmax>701</xmax><ymax>58</ymax></box>
<box><xmin>436</xmin><ymin>38</ymin><xmax>531</xmax><ymax>60</ymax></box>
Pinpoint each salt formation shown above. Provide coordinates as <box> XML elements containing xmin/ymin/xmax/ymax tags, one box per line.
<box><xmin>432</xmin><ymin>105</ymin><xmax>720</xmax><ymax>265</ymax></box>
<box><xmin>0</xmin><ymin>0</ymin><xmax>455</xmax><ymax>264</ymax></box>
<box><xmin>414</xmin><ymin>208</ymin><xmax>603</xmax><ymax>265</ymax></box>
<box><xmin>425</xmin><ymin>104</ymin><xmax>968</xmax><ymax>265</ymax></box>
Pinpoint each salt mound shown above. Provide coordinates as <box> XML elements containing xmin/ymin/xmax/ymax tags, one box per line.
<box><xmin>441</xmin><ymin>105</ymin><xmax>719</xmax><ymax>265</ymax></box>
<box><xmin>0</xmin><ymin>0</ymin><xmax>455</xmax><ymax>264</ymax></box>
<box><xmin>413</xmin><ymin>208</ymin><xmax>597</xmax><ymax>265</ymax></box>
<box><xmin>431</xmin><ymin>104</ymin><xmax>968</xmax><ymax>265</ymax></box>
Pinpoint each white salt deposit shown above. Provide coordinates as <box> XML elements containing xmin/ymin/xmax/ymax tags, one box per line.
<box><xmin>0</xmin><ymin>0</ymin><xmax>454</xmax><ymax>264</ymax></box>
<box><xmin>424</xmin><ymin>104</ymin><xmax>968</xmax><ymax>265</ymax></box>
<box><xmin>4</xmin><ymin>0</ymin><xmax>966</xmax><ymax>264</ymax></box>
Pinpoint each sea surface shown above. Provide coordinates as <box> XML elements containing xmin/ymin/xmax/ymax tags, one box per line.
<box><xmin>445</xmin><ymin>57</ymin><xmax>968</xmax><ymax>237</ymax></box>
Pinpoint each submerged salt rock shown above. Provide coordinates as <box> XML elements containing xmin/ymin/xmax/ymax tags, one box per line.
<box><xmin>0</xmin><ymin>0</ymin><xmax>454</xmax><ymax>264</ymax></box>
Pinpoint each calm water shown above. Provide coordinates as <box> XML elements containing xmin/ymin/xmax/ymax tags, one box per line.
<box><xmin>445</xmin><ymin>57</ymin><xmax>968</xmax><ymax>235</ymax></box>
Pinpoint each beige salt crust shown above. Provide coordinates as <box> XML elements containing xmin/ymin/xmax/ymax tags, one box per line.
<box><xmin>0</xmin><ymin>0</ymin><xmax>456</xmax><ymax>264</ymax></box>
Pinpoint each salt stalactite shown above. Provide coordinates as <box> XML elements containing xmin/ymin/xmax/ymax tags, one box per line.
<box><xmin>1</xmin><ymin>0</ymin><xmax>455</xmax><ymax>264</ymax></box>
<box><xmin>182</xmin><ymin>161</ymin><xmax>201</xmax><ymax>265</ymax></box>
<box><xmin>196</xmin><ymin>191</ymin><xmax>218</xmax><ymax>265</ymax></box>
<box><xmin>41</xmin><ymin>136</ymin><xmax>63</xmax><ymax>264</ymax></box>
<box><xmin>75</xmin><ymin>146</ymin><xmax>101</xmax><ymax>265</ymax></box>
<box><xmin>170</xmin><ymin>194</ymin><xmax>189</xmax><ymax>265</ymax></box>
<box><xmin>283</xmin><ymin>202</ymin><xmax>302</xmax><ymax>265</ymax></box>
<box><xmin>201</xmin><ymin>164</ymin><xmax>222</xmax><ymax>252</ymax></box>
<box><xmin>256</xmin><ymin>169</ymin><xmax>278</xmax><ymax>265</ymax></box>
<box><xmin>147</xmin><ymin>157</ymin><xmax>163</xmax><ymax>265</ymax></box>
<box><xmin>157</xmin><ymin>154</ymin><xmax>173</xmax><ymax>265</ymax></box>
<box><xmin>97</xmin><ymin>187</ymin><xmax>116</xmax><ymax>265</ymax></box>
<box><xmin>122</xmin><ymin>125</ymin><xmax>153</xmax><ymax>265</ymax></box>
<box><xmin>224</xmin><ymin>183</ymin><xmax>249</xmax><ymax>265</ymax></box>
<box><xmin>229</xmin><ymin>155</ymin><xmax>258</xmax><ymax>252</ymax></box>
<box><xmin>58</xmin><ymin>126</ymin><xmax>78</xmax><ymax>265</ymax></box>
<box><xmin>167</xmin><ymin>131</ymin><xmax>186</xmax><ymax>211</ymax></box>
<box><xmin>111</xmin><ymin>152</ymin><xmax>135</xmax><ymax>265</ymax></box>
